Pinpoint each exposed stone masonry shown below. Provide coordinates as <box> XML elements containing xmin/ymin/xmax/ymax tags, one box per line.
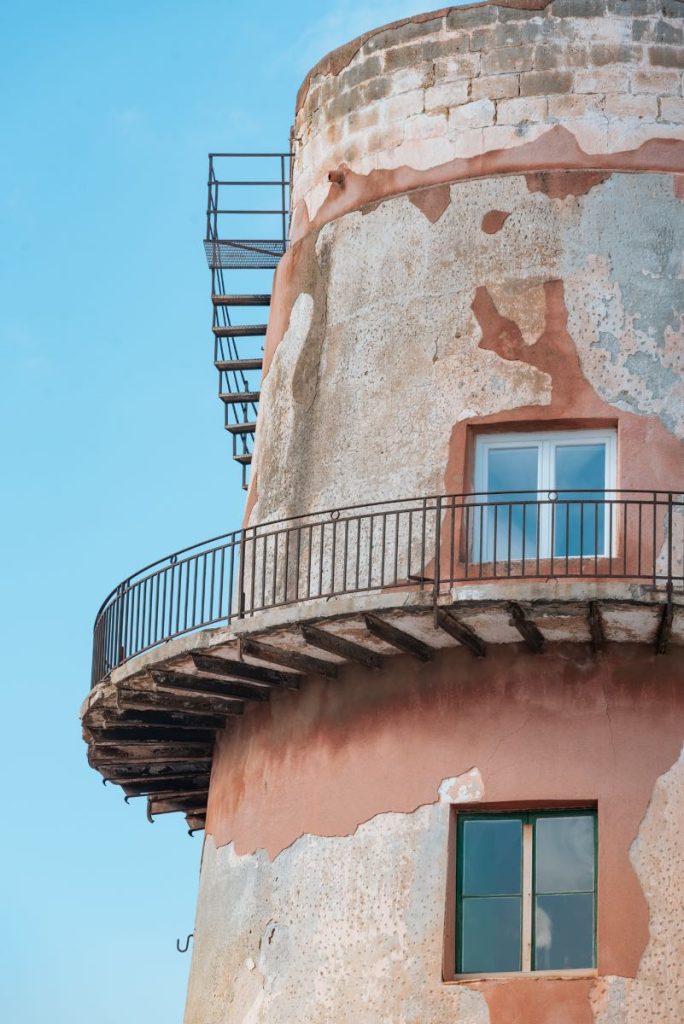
<box><xmin>293</xmin><ymin>0</ymin><xmax>684</xmax><ymax>219</ymax></box>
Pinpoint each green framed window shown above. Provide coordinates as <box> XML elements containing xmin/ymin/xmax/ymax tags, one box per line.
<box><xmin>456</xmin><ymin>810</ymin><xmax>597</xmax><ymax>975</ymax></box>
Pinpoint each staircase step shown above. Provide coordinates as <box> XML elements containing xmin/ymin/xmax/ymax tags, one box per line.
<box><xmin>225</xmin><ymin>422</ymin><xmax>256</xmax><ymax>435</ymax></box>
<box><xmin>215</xmin><ymin>358</ymin><xmax>263</xmax><ymax>372</ymax></box>
<box><xmin>212</xmin><ymin>294</ymin><xmax>271</xmax><ymax>307</ymax></box>
<box><xmin>220</xmin><ymin>391</ymin><xmax>260</xmax><ymax>405</ymax></box>
<box><xmin>233</xmin><ymin>453</ymin><xmax>253</xmax><ymax>465</ymax></box>
<box><xmin>213</xmin><ymin>324</ymin><xmax>267</xmax><ymax>338</ymax></box>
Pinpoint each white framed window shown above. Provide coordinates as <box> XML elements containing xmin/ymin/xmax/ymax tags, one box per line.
<box><xmin>472</xmin><ymin>429</ymin><xmax>617</xmax><ymax>562</ymax></box>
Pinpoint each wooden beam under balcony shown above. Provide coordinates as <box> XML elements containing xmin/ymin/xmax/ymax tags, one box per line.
<box><xmin>655</xmin><ymin>598</ymin><xmax>674</xmax><ymax>655</ymax></box>
<box><xmin>301</xmin><ymin>624</ymin><xmax>383</xmax><ymax>670</ymax></box>
<box><xmin>239</xmin><ymin>636</ymin><xmax>338</xmax><ymax>678</ymax></box>
<box><xmin>119</xmin><ymin>774</ymin><xmax>210</xmax><ymax>796</ymax></box>
<box><xmin>508</xmin><ymin>602</ymin><xmax>545</xmax><ymax>654</ymax></box>
<box><xmin>103</xmin><ymin>708</ymin><xmax>226</xmax><ymax>730</ymax></box>
<box><xmin>151</xmin><ymin>668</ymin><xmax>270</xmax><ymax>702</ymax></box>
<box><xmin>191</xmin><ymin>652</ymin><xmax>300</xmax><ymax>689</ymax></box>
<box><xmin>148</xmin><ymin>796</ymin><xmax>208</xmax><ymax>820</ymax></box>
<box><xmin>435</xmin><ymin>608</ymin><xmax>486</xmax><ymax>657</ymax></box>
<box><xmin>120</xmin><ymin>684</ymin><xmax>244</xmax><ymax>718</ymax></box>
<box><xmin>87</xmin><ymin>724</ymin><xmax>217</xmax><ymax>744</ymax></box>
<box><xmin>588</xmin><ymin>601</ymin><xmax>605</xmax><ymax>653</ymax></box>
<box><xmin>364</xmin><ymin>613</ymin><xmax>434</xmax><ymax>662</ymax></box>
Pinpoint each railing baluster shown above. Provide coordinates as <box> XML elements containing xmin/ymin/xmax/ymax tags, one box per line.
<box><xmin>304</xmin><ymin>524</ymin><xmax>312</xmax><ymax>598</ymax></box>
<box><xmin>449</xmin><ymin>497</ymin><xmax>456</xmax><ymax>585</ymax></box>
<box><xmin>368</xmin><ymin>514</ymin><xmax>374</xmax><ymax>589</ymax></box>
<box><xmin>248</xmin><ymin>528</ymin><xmax>257</xmax><ymax>614</ymax></box>
<box><xmin>380</xmin><ymin>513</ymin><xmax>387</xmax><ymax>588</ymax></box>
<box><xmin>637</xmin><ymin>503</ymin><xmax>643</xmax><ymax>578</ymax></box>
<box><xmin>433</xmin><ymin>496</ymin><xmax>442</xmax><ymax>601</ymax></box>
<box><xmin>318</xmin><ymin>522</ymin><xmax>324</xmax><ymax>598</ymax></box>
<box><xmin>464</xmin><ymin>502</ymin><xmax>470</xmax><ymax>580</ymax></box>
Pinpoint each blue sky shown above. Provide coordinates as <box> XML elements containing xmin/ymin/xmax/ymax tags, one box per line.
<box><xmin>0</xmin><ymin>2</ymin><xmax>453</xmax><ymax>1020</ymax></box>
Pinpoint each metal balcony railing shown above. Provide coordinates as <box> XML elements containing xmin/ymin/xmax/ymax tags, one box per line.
<box><xmin>91</xmin><ymin>489</ymin><xmax>683</xmax><ymax>686</ymax></box>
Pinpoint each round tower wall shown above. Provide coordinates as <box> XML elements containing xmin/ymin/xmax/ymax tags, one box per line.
<box><xmin>185</xmin><ymin>646</ymin><xmax>684</xmax><ymax>1024</ymax></box>
<box><xmin>182</xmin><ymin>7</ymin><xmax>684</xmax><ymax>1024</ymax></box>
<box><xmin>291</xmin><ymin>0</ymin><xmax>684</xmax><ymax>230</ymax></box>
<box><xmin>247</xmin><ymin>0</ymin><xmax>684</xmax><ymax>528</ymax></box>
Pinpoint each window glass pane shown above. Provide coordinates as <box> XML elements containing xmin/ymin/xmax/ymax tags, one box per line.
<box><xmin>462</xmin><ymin>818</ymin><xmax>523</xmax><ymax>897</ymax></box>
<box><xmin>554</xmin><ymin>444</ymin><xmax>606</xmax><ymax>557</ymax></box>
<box><xmin>555</xmin><ymin>444</ymin><xmax>606</xmax><ymax>493</ymax></box>
<box><xmin>486</xmin><ymin>447</ymin><xmax>539</xmax><ymax>561</ymax></box>
<box><xmin>535</xmin><ymin>815</ymin><xmax>595</xmax><ymax>894</ymax></box>
<box><xmin>461</xmin><ymin>896</ymin><xmax>522</xmax><ymax>973</ymax></box>
<box><xmin>488</xmin><ymin>446</ymin><xmax>539</xmax><ymax>495</ymax></box>
<box><xmin>535</xmin><ymin>893</ymin><xmax>594</xmax><ymax>970</ymax></box>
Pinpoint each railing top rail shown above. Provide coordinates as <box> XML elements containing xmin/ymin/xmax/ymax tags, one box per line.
<box><xmin>239</xmin><ymin>488</ymin><xmax>682</xmax><ymax>533</ymax></box>
<box><xmin>92</xmin><ymin>528</ymin><xmax>242</xmax><ymax>623</ymax></box>
<box><xmin>208</xmin><ymin>152</ymin><xmax>293</xmax><ymax>158</ymax></box>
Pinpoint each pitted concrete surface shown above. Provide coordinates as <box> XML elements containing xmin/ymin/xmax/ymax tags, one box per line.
<box><xmin>184</xmin><ymin>796</ymin><xmax>489</xmax><ymax>1024</ymax></box>
<box><xmin>251</xmin><ymin>171</ymin><xmax>684</xmax><ymax>527</ymax></box>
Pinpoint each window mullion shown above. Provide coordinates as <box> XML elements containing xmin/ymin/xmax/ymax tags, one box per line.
<box><xmin>522</xmin><ymin>822</ymin><xmax>533</xmax><ymax>972</ymax></box>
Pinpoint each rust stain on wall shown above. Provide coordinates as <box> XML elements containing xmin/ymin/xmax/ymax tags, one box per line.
<box><xmin>291</xmin><ymin>128</ymin><xmax>684</xmax><ymax>246</ymax></box>
<box><xmin>477</xmin><ymin>976</ymin><xmax>594</xmax><ymax>1024</ymax></box>
<box><xmin>481</xmin><ymin>209</ymin><xmax>511</xmax><ymax>234</ymax></box>
<box><xmin>525</xmin><ymin>170</ymin><xmax>613</xmax><ymax>199</ymax></box>
<box><xmin>409</xmin><ymin>183</ymin><xmax>452</xmax><ymax>224</ymax></box>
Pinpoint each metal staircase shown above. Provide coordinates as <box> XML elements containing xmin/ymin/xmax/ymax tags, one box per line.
<box><xmin>204</xmin><ymin>154</ymin><xmax>291</xmax><ymax>488</ymax></box>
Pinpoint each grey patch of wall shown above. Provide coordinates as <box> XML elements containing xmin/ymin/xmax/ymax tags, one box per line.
<box><xmin>184</xmin><ymin>801</ymin><xmax>490</xmax><ymax>1024</ymax></box>
<box><xmin>560</xmin><ymin>172</ymin><xmax>684</xmax><ymax>435</ymax></box>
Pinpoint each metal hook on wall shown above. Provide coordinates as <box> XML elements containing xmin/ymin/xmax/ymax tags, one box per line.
<box><xmin>176</xmin><ymin>933</ymin><xmax>194</xmax><ymax>953</ymax></box>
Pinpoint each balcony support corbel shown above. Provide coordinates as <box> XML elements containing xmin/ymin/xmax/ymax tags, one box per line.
<box><xmin>588</xmin><ymin>601</ymin><xmax>606</xmax><ymax>654</ymax></box>
<box><xmin>655</xmin><ymin>584</ymin><xmax>674</xmax><ymax>656</ymax></box>
<box><xmin>434</xmin><ymin>608</ymin><xmax>486</xmax><ymax>658</ymax></box>
<box><xmin>508</xmin><ymin>602</ymin><xmax>545</xmax><ymax>654</ymax></box>
<box><xmin>364</xmin><ymin>613</ymin><xmax>434</xmax><ymax>662</ymax></box>
<box><xmin>301</xmin><ymin>624</ymin><xmax>384</xmax><ymax>670</ymax></box>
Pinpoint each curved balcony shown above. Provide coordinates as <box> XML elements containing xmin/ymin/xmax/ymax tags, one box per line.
<box><xmin>92</xmin><ymin>490</ymin><xmax>683</xmax><ymax>688</ymax></box>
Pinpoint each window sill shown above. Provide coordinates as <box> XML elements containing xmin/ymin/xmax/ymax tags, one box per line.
<box><xmin>445</xmin><ymin>968</ymin><xmax>598</xmax><ymax>984</ymax></box>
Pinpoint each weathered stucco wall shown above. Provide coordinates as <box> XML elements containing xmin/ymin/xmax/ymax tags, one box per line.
<box><xmin>250</xmin><ymin>170</ymin><xmax>684</xmax><ymax>525</ymax></box>
<box><xmin>185</xmin><ymin>646</ymin><xmax>684</xmax><ymax>1023</ymax></box>
<box><xmin>185</xmin><ymin>7</ymin><xmax>684</xmax><ymax>1024</ymax></box>
<box><xmin>292</xmin><ymin>0</ymin><xmax>684</xmax><ymax>229</ymax></box>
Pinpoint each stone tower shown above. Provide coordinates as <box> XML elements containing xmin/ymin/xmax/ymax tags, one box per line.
<box><xmin>83</xmin><ymin>3</ymin><xmax>684</xmax><ymax>1022</ymax></box>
